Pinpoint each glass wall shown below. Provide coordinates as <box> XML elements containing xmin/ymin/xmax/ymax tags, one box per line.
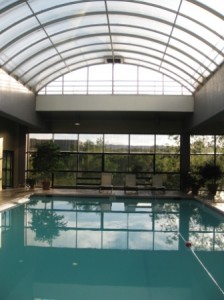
<box><xmin>38</xmin><ymin>65</ymin><xmax>191</xmax><ymax>96</ymax></box>
<box><xmin>26</xmin><ymin>133</ymin><xmax>180</xmax><ymax>189</ymax></box>
<box><xmin>190</xmin><ymin>135</ymin><xmax>224</xmax><ymax>171</ymax></box>
<box><xmin>190</xmin><ymin>135</ymin><xmax>224</xmax><ymax>192</ymax></box>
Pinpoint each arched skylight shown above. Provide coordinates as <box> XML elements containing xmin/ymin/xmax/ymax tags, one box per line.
<box><xmin>0</xmin><ymin>1</ymin><xmax>224</xmax><ymax>93</ymax></box>
<box><xmin>38</xmin><ymin>64</ymin><xmax>191</xmax><ymax>95</ymax></box>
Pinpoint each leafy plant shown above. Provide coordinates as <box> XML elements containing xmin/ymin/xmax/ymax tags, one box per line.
<box><xmin>199</xmin><ymin>162</ymin><xmax>222</xmax><ymax>197</ymax></box>
<box><xmin>199</xmin><ymin>163</ymin><xmax>222</xmax><ymax>184</ymax></box>
<box><xmin>186</xmin><ymin>171</ymin><xmax>204</xmax><ymax>195</ymax></box>
<box><xmin>32</xmin><ymin>141</ymin><xmax>61</xmax><ymax>185</ymax></box>
<box><xmin>26</xmin><ymin>177</ymin><xmax>36</xmax><ymax>188</ymax></box>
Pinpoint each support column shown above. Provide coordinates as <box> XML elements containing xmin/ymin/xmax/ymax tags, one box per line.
<box><xmin>0</xmin><ymin>137</ymin><xmax>3</xmax><ymax>191</ymax></box>
<box><xmin>180</xmin><ymin>134</ymin><xmax>190</xmax><ymax>192</ymax></box>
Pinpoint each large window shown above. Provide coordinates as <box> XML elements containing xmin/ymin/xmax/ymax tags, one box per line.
<box><xmin>39</xmin><ymin>65</ymin><xmax>191</xmax><ymax>96</ymax></box>
<box><xmin>190</xmin><ymin>135</ymin><xmax>216</xmax><ymax>170</ymax></box>
<box><xmin>26</xmin><ymin>133</ymin><xmax>180</xmax><ymax>189</ymax></box>
<box><xmin>190</xmin><ymin>135</ymin><xmax>224</xmax><ymax>191</ymax></box>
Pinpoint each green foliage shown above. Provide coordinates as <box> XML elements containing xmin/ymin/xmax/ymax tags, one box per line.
<box><xmin>199</xmin><ymin>162</ymin><xmax>222</xmax><ymax>184</ymax></box>
<box><xmin>26</xmin><ymin>177</ymin><xmax>36</xmax><ymax>187</ymax></box>
<box><xmin>185</xmin><ymin>172</ymin><xmax>204</xmax><ymax>194</ymax></box>
<box><xmin>32</xmin><ymin>141</ymin><xmax>61</xmax><ymax>179</ymax></box>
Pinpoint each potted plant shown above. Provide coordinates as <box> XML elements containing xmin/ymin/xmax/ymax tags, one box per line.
<box><xmin>185</xmin><ymin>171</ymin><xmax>204</xmax><ymax>195</ymax></box>
<box><xmin>199</xmin><ymin>162</ymin><xmax>222</xmax><ymax>197</ymax></box>
<box><xmin>31</xmin><ymin>141</ymin><xmax>61</xmax><ymax>190</ymax></box>
<box><xmin>26</xmin><ymin>177</ymin><xmax>36</xmax><ymax>189</ymax></box>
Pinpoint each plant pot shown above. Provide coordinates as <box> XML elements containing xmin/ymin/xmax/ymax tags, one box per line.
<box><xmin>42</xmin><ymin>181</ymin><xmax>51</xmax><ymax>190</ymax></box>
<box><xmin>26</xmin><ymin>179</ymin><xmax>35</xmax><ymax>189</ymax></box>
<box><xmin>207</xmin><ymin>183</ymin><xmax>218</xmax><ymax>197</ymax></box>
<box><xmin>191</xmin><ymin>184</ymin><xmax>200</xmax><ymax>195</ymax></box>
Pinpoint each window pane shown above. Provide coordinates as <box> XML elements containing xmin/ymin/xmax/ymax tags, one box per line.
<box><xmin>216</xmin><ymin>136</ymin><xmax>224</xmax><ymax>154</ymax></box>
<box><xmin>190</xmin><ymin>135</ymin><xmax>214</xmax><ymax>154</ymax></box>
<box><xmin>129</xmin><ymin>154</ymin><xmax>154</xmax><ymax>172</ymax></box>
<box><xmin>216</xmin><ymin>156</ymin><xmax>224</xmax><ymax>172</ymax></box>
<box><xmin>38</xmin><ymin>64</ymin><xmax>191</xmax><ymax>95</ymax></box>
<box><xmin>79</xmin><ymin>134</ymin><xmax>103</xmax><ymax>152</ymax></box>
<box><xmin>64</xmin><ymin>68</ymin><xmax>87</xmax><ymax>94</ymax></box>
<box><xmin>190</xmin><ymin>155</ymin><xmax>214</xmax><ymax>170</ymax></box>
<box><xmin>54</xmin><ymin>134</ymin><xmax>78</xmax><ymax>152</ymax></box>
<box><xmin>130</xmin><ymin>135</ymin><xmax>154</xmax><ymax>153</ymax></box>
<box><xmin>156</xmin><ymin>135</ymin><xmax>180</xmax><ymax>153</ymax></box>
<box><xmin>89</xmin><ymin>65</ymin><xmax>112</xmax><ymax>94</ymax></box>
<box><xmin>155</xmin><ymin>155</ymin><xmax>180</xmax><ymax>172</ymax></box>
<box><xmin>165</xmin><ymin>174</ymin><xmax>180</xmax><ymax>190</ymax></box>
<box><xmin>28</xmin><ymin>134</ymin><xmax>53</xmax><ymax>151</ymax></box>
<box><xmin>58</xmin><ymin>153</ymin><xmax>77</xmax><ymax>170</ymax></box>
<box><xmin>104</xmin><ymin>154</ymin><xmax>128</xmax><ymax>172</ymax></box>
<box><xmin>54</xmin><ymin>172</ymin><xmax>76</xmax><ymax>186</ymax></box>
<box><xmin>78</xmin><ymin>154</ymin><xmax>102</xmax><ymax>171</ymax></box>
<box><xmin>104</xmin><ymin>134</ymin><xmax>129</xmax><ymax>152</ymax></box>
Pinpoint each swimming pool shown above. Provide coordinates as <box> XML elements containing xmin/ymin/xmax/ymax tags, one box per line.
<box><xmin>0</xmin><ymin>195</ymin><xmax>224</xmax><ymax>299</ymax></box>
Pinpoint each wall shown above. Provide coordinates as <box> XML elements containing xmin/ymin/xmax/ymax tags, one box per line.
<box><xmin>0</xmin><ymin>69</ymin><xmax>47</xmax><ymax>188</ymax></box>
<box><xmin>0</xmin><ymin>117</ymin><xmax>26</xmax><ymax>187</ymax></box>
<box><xmin>36</xmin><ymin>94</ymin><xmax>194</xmax><ymax>112</ymax></box>
<box><xmin>36</xmin><ymin>94</ymin><xmax>194</xmax><ymax>134</ymax></box>
<box><xmin>0</xmin><ymin>69</ymin><xmax>44</xmax><ymax>130</ymax></box>
<box><xmin>187</xmin><ymin>63</ymin><xmax>224</xmax><ymax>133</ymax></box>
<box><xmin>0</xmin><ymin>138</ymin><xmax>2</xmax><ymax>190</ymax></box>
<box><xmin>50</xmin><ymin>118</ymin><xmax>185</xmax><ymax>134</ymax></box>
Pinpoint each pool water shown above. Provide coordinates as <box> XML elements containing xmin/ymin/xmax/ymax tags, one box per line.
<box><xmin>0</xmin><ymin>196</ymin><xmax>224</xmax><ymax>300</ymax></box>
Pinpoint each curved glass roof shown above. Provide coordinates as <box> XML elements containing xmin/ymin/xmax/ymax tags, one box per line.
<box><xmin>0</xmin><ymin>0</ymin><xmax>224</xmax><ymax>94</ymax></box>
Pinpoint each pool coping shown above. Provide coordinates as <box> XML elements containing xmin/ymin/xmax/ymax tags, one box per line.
<box><xmin>1</xmin><ymin>187</ymin><xmax>224</xmax><ymax>215</ymax></box>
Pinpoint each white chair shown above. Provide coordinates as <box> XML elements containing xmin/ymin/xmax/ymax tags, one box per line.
<box><xmin>99</xmin><ymin>173</ymin><xmax>113</xmax><ymax>193</ymax></box>
<box><xmin>151</xmin><ymin>174</ymin><xmax>166</xmax><ymax>193</ymax></box>
<box><xmin>124</xmin><ymin>174</ymin><xmax>138</xmax><ymax>193</ymax></box>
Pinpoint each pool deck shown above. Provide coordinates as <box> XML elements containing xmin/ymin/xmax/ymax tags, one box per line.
<box><xmin>1</xmin><ymin>187</ymin><xmax>224</xmax><ymax>214</ymax></box>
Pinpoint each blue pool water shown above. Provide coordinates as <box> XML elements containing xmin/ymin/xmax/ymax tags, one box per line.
<box><xmin>0</xmin><ymin>196</ymin><xmax>224</xmax><ymax>299</ymax></box>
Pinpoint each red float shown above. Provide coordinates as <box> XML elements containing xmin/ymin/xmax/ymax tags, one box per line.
<box><xmin>185</xmin><ymin>241</ymin><xmax>192</xmax><ymax>248</ymax></box>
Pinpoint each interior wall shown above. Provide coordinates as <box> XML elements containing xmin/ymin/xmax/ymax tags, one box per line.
<box><xmin>36</xmin><ymin>95</ymin><xmax>194</xmax><ymax>113</ymax></box>
<box><xmin>0</xmin><ymin>69</ymin><xmax>44</xmax><ymax>130</ymax></box>
<box><xmin>187</xmin><ymin>63</ymin><xmax>224</xmax><ymax>133</ymax></box>
<box><xmin>0</xmin><ymin>138</ymin><xmax>3</xmax><ymax>191</ymax></box>
<box><xmin>36</xmin><ymin>94</ymin><xmax>193</xmax><ymax>134</ymax></box>
<box><xmin>50</xmin><ymin>118</ymin><xmax>185</xmax><ymax>134</ymax></box>
<box><xmin>0</xmin><ymin>116</ymin><xmax>27</xmax><ymax>187</ymax></box>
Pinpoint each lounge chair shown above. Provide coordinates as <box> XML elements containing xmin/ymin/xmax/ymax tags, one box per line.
<box><xmin>151</xmin><ymin>174</ymin><xmax>166</xmax><ymax>193</ymax></box>
<box><xmin>99</xmin><ymin>173</ymin><xmax>113</xmax><ymax>193</ymax></box>
<box><xmin>124</xmin><ymin>174</ymin><xmax>138</xmax><ymax>193</ymax></box>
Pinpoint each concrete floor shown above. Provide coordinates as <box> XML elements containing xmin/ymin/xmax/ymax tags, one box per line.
<box><xmin>1</xmin><ymin>187</ymin><xmax>224</xmax><ymax>215</ymax></box>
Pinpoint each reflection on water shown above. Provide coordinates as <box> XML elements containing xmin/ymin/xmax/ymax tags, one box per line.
<box><xmin>25</xmin><ymin>197</ymin><xmax>182</xmax><ymax>250</ymax></box>
<box><xmin>0</xmin><ymin>196</ymin><xmax>224</xmax><ymax>300</ymax></box>
<box><xmin>23</xmin><ymin>197</ymin><xmax>224</xmax><ymax>251</ymax></box>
